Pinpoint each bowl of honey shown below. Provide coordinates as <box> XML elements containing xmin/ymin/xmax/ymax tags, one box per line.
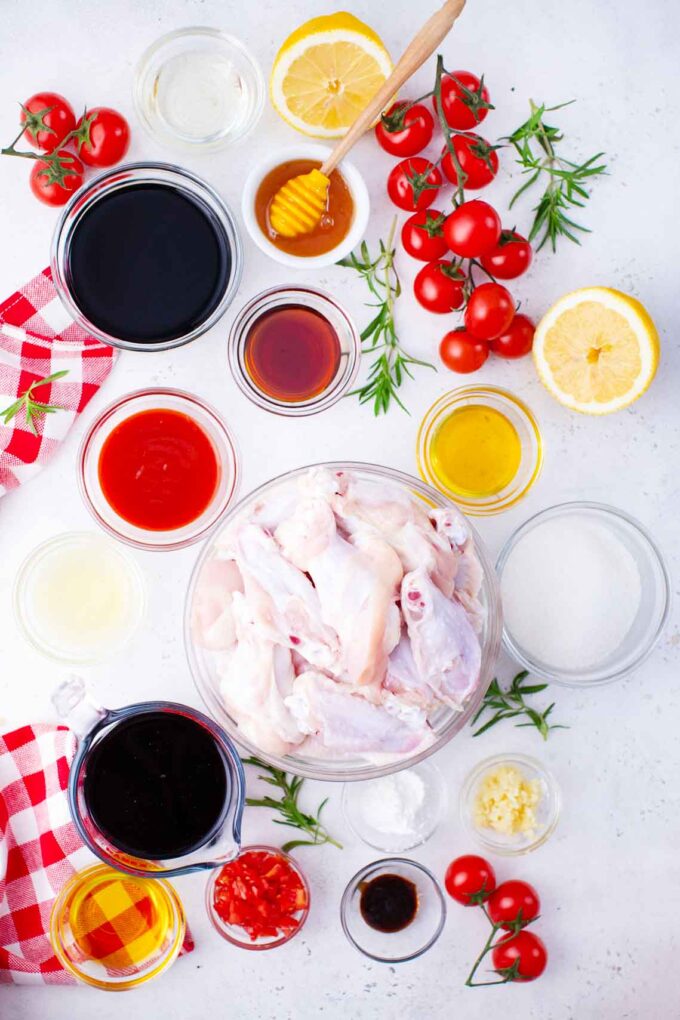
<box><xmin>228</xmin><ymin>285</ymin><xmax>361</xmax><ymax>415</ymax></box>
<box><xmin>417</xmin><ymin>386</ymin><xmax>543</xmax><ymax>516</ymax></box>
<box><xmin>241</xmin><ymin>144</ymin><xmax>369</xmax><ymax>268</ymax></box>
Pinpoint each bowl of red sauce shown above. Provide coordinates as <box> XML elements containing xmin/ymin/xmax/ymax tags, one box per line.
<box><xmin>228</xmin><ymin>285</ymin><xmax>360</xmax><ymax>416</ymax></box>
<box><xmin>79</xmin><ymin>388</ymin><xmax>239</xmax><ymax>551</ymax></box>
<box><xmin>206</xmin><ymin>846</ymin><xmax>309</xmax><ymax>950</ymax></box>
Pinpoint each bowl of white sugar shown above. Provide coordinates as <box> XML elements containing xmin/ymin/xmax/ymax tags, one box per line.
<box><xmin>497</xmin><ymin>502</ymin><xmax>670</xmax><ymax>686</ymax></box>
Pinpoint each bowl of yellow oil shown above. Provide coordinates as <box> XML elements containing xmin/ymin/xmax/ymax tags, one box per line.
<box><xmin>417</xmin><ymin>386</ymin><xmax>543</xmax><ymax>515</ymax></box>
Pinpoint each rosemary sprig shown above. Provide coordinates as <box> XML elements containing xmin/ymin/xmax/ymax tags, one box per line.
<box><xmin>243</xmin><ymin>756</ymin><xmax>342</xmax><ymax>852</ymax></box>
<box><xmin>507</xmin><ymin>100</ymin><xmax>607</xmax><ymax>251</ymax></box>
<box><xmin>471</xmin><ymin>670</ymin><xmax>567</xmax><ymax>740</ymax></box>
<box><xmin>339</xmin><ymin>217</ymin><xmax>434</xmax><ymax>415</ymax></box>
<box><xmin>0</xmin><ymin>369</ymin><xmax>69</xmax><ymax>435</ymax></box>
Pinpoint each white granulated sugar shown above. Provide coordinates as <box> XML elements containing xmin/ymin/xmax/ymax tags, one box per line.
<box><xmin>360</xmin><ymin>770</ymin><xmax>427</xmax><ymax>836</ymax></box>
<box><xmin>501</xmin><ymin>516</ymin><xmax>642</xmax><ymax>671</ymax></box>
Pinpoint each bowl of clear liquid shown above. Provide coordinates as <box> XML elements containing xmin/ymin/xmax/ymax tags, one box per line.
<box><xmin>134</xmin><ymin>28</ymin><xmax>265</xmax><ymax>152</ymax></box>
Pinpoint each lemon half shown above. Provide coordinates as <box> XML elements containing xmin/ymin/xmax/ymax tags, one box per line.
<box><xmin>533</xmin><ymin>287</ymin><xmax>659</xmax><ymax>415</ymax></box>
<box><xmin>270</xmin><ymin>13</ymin><xmax>393</xmax><ymax>138</ymax></box>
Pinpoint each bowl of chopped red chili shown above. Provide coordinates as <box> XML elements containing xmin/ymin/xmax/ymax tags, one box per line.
<box><xmin>206</xmin><ymin>845</ymin><xmax>310</xmax><ymax>949</ymax></box>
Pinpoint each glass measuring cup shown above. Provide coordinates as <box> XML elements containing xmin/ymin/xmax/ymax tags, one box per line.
<box><xmin>54</xmin><ymin>677</ymin><xmax>245</xmax><ymax>877</ymax></box>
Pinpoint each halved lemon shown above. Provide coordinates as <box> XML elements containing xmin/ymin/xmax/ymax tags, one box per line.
<box><xmin>270</xmin><ymin>13</ymin><xmax>393</xmax><ymax>138</ymax></box>
<box><xmin>533</xmin><ymin>287</ymin><xmax>659</xmax><ymax>415</ymax></box>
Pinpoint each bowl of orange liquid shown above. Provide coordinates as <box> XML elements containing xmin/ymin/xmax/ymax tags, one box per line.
<box><xmin>241</xmin><ymin>144</ymin><xmax>369</xmax><ymax>268</ymax></box>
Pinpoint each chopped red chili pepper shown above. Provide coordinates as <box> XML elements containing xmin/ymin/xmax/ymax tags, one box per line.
<box><xmin>213</xmin><ymin>849</ymin><xmax>308</xmax><ymax>942</ymax></box>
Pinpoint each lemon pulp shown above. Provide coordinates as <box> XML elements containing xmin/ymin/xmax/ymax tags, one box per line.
<box><xmin>430</xmin><ymin>405</ymin><xmax>522</xmax><ymax>498</ymax></box>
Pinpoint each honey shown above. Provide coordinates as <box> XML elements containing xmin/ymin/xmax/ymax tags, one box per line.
<box><xmin>430</xmin><ymin>404</ymin><xmax>521</xmax><ymax>498</ymax></box>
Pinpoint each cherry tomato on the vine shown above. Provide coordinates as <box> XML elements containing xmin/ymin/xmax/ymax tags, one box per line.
<box><xmin>443</xmin><ymin>200</ymin><xmax>501</xmax><ymax>258</ymax></box>
<box><xmin>375</xmin><ymin>101</ymin><xmax>434</xmax><ymax>157</ymax></box>
<box><xmin>21</xmin><ymin>92</ymin><xmax>76</xmax><ymax>153</ymax></box>
<box><xmin>401</xmin><ymin>209</ymin><xmax>449</xmax><ymax>261</ymax></box>
<box><xmin>387</xmin><ymin>157</ymin><xmax>442</xmax><ymax>212</ymax></box>
<box><xmin>492</xmin><ymin>930</ymin><xmax>548</xmax><ymax>982</ymax></box>
<box><xmin>414</xmin><ymin>260</ymin><xmax>465</xmax><ymax>314</ymax></box>
<box><xmin>441</xmin><ymin>133</ymin><xmax>499</xmax><ymax>190</ymax></box>
<box><xmin>464</xmin><ymin>282</ymin><xmax>515</xmax><ymax>340</ymax></box>
<box><xmin>490</xmin><ymin>314</ymin><xmax>535</xmax><ymax>358</ymax></box>
<box><xmin>487</xmin><ymin>881</ymin><xmax>541</xmax><ymax>930</ymax></box>
<box><xmin>444</xmin><ymin>854</ymin><xmax>496</xmax><ymax>900</ymax></box>
<box><xmin>29</xmin><ymin>149</ymin><xmax>84</xmax><ymax>206</ymax></box>
<box><xmin>76</xmin><ymin>107</ymin><xmax>130</xmax><ymax>167</ymax></box>
<box><xmin>436</xmin><ymin>70</ymin><xmax>491</xmax><ymax>131</ymax></box>
<box><xmin>480</xmin><ymin>230</ymin><xmax>533</xmax><ymax>279</ymax></box>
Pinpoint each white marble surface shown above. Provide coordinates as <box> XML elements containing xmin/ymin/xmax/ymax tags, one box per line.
<box><xmin>0</xmin><ymin>0</ymin><xmax>678</xmax><ymax>1017</ymax></box>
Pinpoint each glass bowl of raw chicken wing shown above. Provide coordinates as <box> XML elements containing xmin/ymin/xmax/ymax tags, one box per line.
<box><xmin>185</xmin><ymin>463</ymin><xmax>502</xmax><ymax>781</ymax></box>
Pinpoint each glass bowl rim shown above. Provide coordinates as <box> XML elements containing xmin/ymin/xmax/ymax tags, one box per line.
<box><xmin>184</xmin><ymin>460</ymin><xmax>503</xmax><ymax>782</ymax></box>
<box><xmin>227</xmin><ymin>284</ymin><xmax>362</xmax><ymax>416</ymax></box>
<box><xmin>50</xmin><ymin>161</ymin><xmax>243</xmax><ymax>352</ymax></box>
<box><xmin>78</xmin><ymin>386</ymin><xmax>240</xmax><ymax>552</ymax></box>
<box><xmin>496</xmin><ymin>500</ymin><xmax>671</xmax><ymax>687</ymax></box>
<box><xmin>205</xmin><ymin>844</ymin><xmax>310</xmax><ymax>950</ymax></box>
<box><xmin>339</xmin><ymin>856</ymin><xmax>446</xmax><ymax>963</ymax></box>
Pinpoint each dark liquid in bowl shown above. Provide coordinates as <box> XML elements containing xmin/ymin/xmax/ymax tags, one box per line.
<box><xmin>359</xmin><ymin>874</ymin><xmax>418</xmax><ymax>933</ymax></box>
<box><xmin>83</xmin><ymin>711</ymin><xmax>228</xmax><ymax>859</ymax></box>
<box><xmin>67</xmin><ymin>183</ymin><xmax>231</xmax><ymax>344</ymax></box>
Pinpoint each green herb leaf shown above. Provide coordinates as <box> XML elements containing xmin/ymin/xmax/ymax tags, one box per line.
<box><xmin>243</xmin><ymin>756</ymin><xmax>342</xmax><ymax>850</ymax></box>
<box><xmin>0</xmin><ymin>369</ymin><xmax>69</xmax><ymax>435</ymax></box>
<box><xmin>471</xmin><ymin>670</ymin><xmax>567</xmax><ymax>740</ymax></box>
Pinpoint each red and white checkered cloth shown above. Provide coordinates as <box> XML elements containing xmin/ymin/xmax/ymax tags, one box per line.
<box><xmin>0</xmin><ymin>267</ymin><xmax>117</xmax><ymax>498</ymax></box>
<box><xmin>0</xmin><ymin>724</ymin><xmax>194</xmax><ymax>985</ymax></box>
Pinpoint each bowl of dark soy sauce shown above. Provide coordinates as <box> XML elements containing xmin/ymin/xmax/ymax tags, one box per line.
<box><xmin>51</xmin><ymin>163</ymin><xmax>242</xmax><ymax>352</ymax></box>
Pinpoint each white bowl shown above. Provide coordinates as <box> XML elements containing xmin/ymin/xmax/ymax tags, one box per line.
<box><xmin>241</xmin><ymin>144</ymin><xmax>370</xmax><ymax>269</ymax></box>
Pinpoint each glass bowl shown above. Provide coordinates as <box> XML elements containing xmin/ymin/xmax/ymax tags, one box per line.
<box><xmin>205</xmin><ymin>846</ymin><xmax>309</xmax><ymax>950</ymax></box>
<box><xmin>417</xmin><ymin>386</ymin><xmax>543</xmax><ymax>516</ymax></box>
<box><xmin>51</xmin><ymin>162</ymin><xmax>243</xmax><ymax>352</ymax></box>
<box><xmin>342</xmin><ymin>760</ymin><xmax>447</xmax><ymax>853</ymax></box>
<box><xmin>184</xmin><ymin>462</ymin><xmax>502</xmax><ymax>782</ymax></box>
<box><xmin>497</xmin><ymin>502</ymin><xmax>670</xmax><ymax>686</ymax></box>
<box><xmin>340</xmin><ymin>858</ymin><xmax>446</xmax><ymax>963</ymax></box>
<box><xmin>79</xmin><ymin>388</ymin><xmax>239</xmax><ymax>551</ymax></box>
<box><xmin>14</xmin><ymin>532</ymin><xmax>146</xmax><ymax>664</ymax></box>
<box><xmin>228</xmin><ymin>285</ymin><xmax>361</xmax><ymax>416</ymax></box>
<box><xmin>460</xmin><ymin>753</ymin><xmax>561</xmax><ymax>856</ymax></box>
<box><xmin>134</xmin><ymin>28</ymin><xmax>265</xmax><ymax>152</ymax></box>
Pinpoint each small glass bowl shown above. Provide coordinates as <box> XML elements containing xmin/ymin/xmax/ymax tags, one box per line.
<box><xmin>79</xmin><ymin>388</ymin><xmax>239</xmax><ymax>551</ymax></box>
<box><xmin>134</xmin><ymin>28</ymin><xmax>265</xmax><ymax>152</ymax></box>
<box><xmin>228</xmin><ymin>286</ymin><xmax>361</xmax><ymax>416</ymax></box>
<box><xmin>417</xmin><ymin>386</ymin><xmax>543</xmax><ymax>516</ymax></box>
<box><xmin>341</xmin><ymin>858</ymin><xmax>446</xmax><ymax>963</ymax></box>
<box><xmin>206</xmin><ymin>846</ymin><xmax>310</xmax><ymax>950</ymax></box>
<box><xmin>460</xmin><ymin>753</ymin><xmax>561</xmax><ymax>857</ymax></box>
<box><xmin>14</xmin><ymin>532</ymin><xmax>146</xmax><ymax>665</ymax></box>
<box><xmin>342</xmin><ymin>761</ymin><xmax>447</xmax><ymax>853</ymax></box>
<box><xmin>497</xmin><ymin>502</ymin><xmax>671</xmax><ymax>686</ymax></box>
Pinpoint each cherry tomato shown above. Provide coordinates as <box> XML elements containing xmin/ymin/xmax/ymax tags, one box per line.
<box><xmin>375</xmin><ymin>101</ymin><xmax>434</xmax><ymax>157</ymax></box>
<box><xmin>21</xmin><ymin>92</ymin><xmax>76</xmax><ymax>153</ymax></box>
<box><xmin>439</xmin><ymin>334</ymin><xmax>489</xmax><ymax>375</ymax></box>
<box><xmin>490</xmin><ymin>314</ymin><xmax>535</xmax><ymax>358</ymax></box>
<box><xmin>436</xmin><ymin>70</ymin><xmax>491</xmax><ymax>130</ymax></box>
<box><xmin>401</xmin><ymin>209</ymin><xmax>449</xmax><ymax>261</ymax></box>
<box><xmin>464</xmin><ymin>282</ymin><xmax>515</xmax><ymax>340</ymax></box>
<box><xmin>480</xmin><ymin>231</ymin><xmax>533</xmax><ymax>279</ymax></box>
<box><xmin>487</xmin><ymin>880</ymin><xmax>541</xmax><ymax>930</ymax></box>
<box><xmin>387</xmin><ymin>157</ymin><xmax>442</xmax><ymax>212</ymax></box>
<box><xmin>414</xmin><ymin>261</ymin><xmax>465</xmax><ymax>314</ymax></box>
<box><xmin>441</xmin><ymin>134</ymin><xmax>499</xmax><ymax>190</ymax></box>
<box><xmin>492</xmin><ymin>930</ymin><xmax>548</xmax><ymax>982</ymax></box>
<box><xmin>443</xmin><ymin>200</ymin><xmax>501</xmax><ymax>258</ymax></box>
<box><xmin>29</xmin><ymin>149</ymin><xmax>84</xmax><ymax>206</ymax></box>
<box><xmin>76</xmin><ymin>107</ymin><xmax>130</xmax><ymax>167</ymax></box>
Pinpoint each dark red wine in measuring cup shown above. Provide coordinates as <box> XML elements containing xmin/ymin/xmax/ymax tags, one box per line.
<box><xmin>83</xmin><ymin>711</ymin><xmax>228</xmax><ymax>859</ymax></box>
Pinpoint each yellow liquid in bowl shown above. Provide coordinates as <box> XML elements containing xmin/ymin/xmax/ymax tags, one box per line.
<box><xmin>430</xmin><ymin>405</ymin><xmax>521</xmax><ymax>498</ymax></box>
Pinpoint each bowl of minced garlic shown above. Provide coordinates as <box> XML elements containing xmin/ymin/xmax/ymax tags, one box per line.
<box><xmin>460</xmin><ymin>754</ymin><xmax>561</xmax><ymax>855</ymax></box>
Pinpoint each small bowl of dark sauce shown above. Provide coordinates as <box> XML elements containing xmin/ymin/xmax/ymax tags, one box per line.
<box><xmin>51</xmin><ymin>162</ymin><xmax>242</xmax><ymax>352</ymax></box>
<box><xmin>340</xmin><ymin>858</ymin><xmax>446</xmax><ymax>963</ymax></box>
<box><xmin>228</xmin><ymin>285</ymin><xmax>360</xmax><ymax>416</ymax></box>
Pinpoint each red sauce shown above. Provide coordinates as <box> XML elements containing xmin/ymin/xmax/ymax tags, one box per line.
<box><xmin>98</xmin><ymin>409</ymin><xmax>219</xmax><ymax>530</ymax></box>
<box><xmin>244</xmin><ymin>304</ymin><xmax>341</xmax><ymax>403</ymax></box>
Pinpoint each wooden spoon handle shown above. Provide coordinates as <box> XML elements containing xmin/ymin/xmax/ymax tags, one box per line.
<box><xmin>321</xmin><ymin>0</ymin><xmax>466</xmax><ymax>176</ymax></box>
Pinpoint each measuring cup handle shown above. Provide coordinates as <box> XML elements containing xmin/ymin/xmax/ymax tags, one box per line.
<box><xmin>52</xmin><ymin>675</ymin><xmax>108</xmax><ymax>738</ymax></box>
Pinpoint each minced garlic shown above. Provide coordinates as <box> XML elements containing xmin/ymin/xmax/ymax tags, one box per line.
<box><xmin>473</xmin><ymin>765</ymin><xmax>541</xmax><ymax>836</ymax></box>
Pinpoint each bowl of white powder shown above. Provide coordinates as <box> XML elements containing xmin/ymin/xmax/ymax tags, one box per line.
<box><xmin>497</xmin><ymin>502</ymin><xmax>670</xmax><ymax>686</ymax></box>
